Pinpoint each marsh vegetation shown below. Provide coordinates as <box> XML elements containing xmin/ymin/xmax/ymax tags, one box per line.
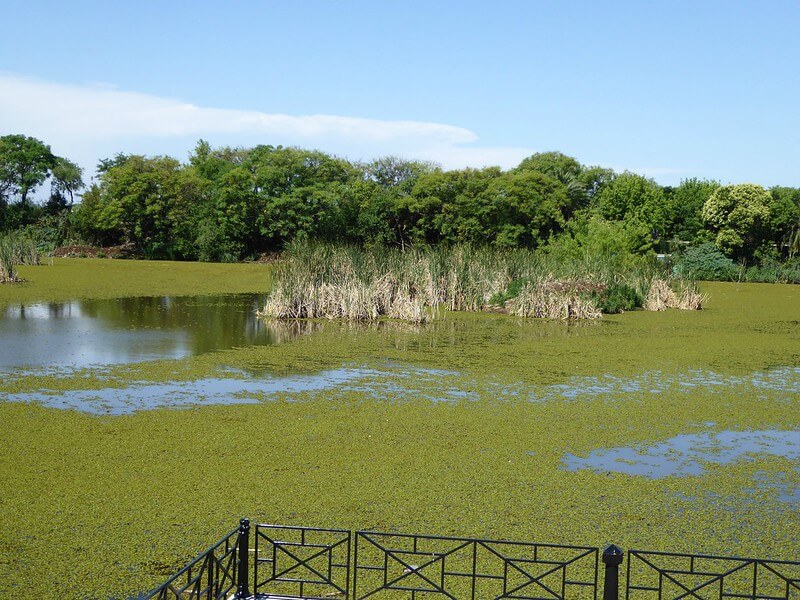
<box><xmin>0</xmin><ymin>229</ymin><xmax>41</xmax><ymax>283</ymax></box>
<box><xmin>0</xmin><ymin>261</ymin><xmax>797</xmax><ymax>599</ymax></box>
<box><xmin>261</xmin><ymin>242</ymin><xmax>702</xmax><ymax>322</ymax></box>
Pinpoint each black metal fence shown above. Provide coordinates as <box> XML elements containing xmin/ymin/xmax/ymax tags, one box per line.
<box><xmin>144</xmin><ymin>524</ymin><xmax>241</xmax><ymax>600</ymax></box>
<box><xmin>626</xmin><ymin>549</ymin><xmax>800</xmax><ymax>600</ymax></box>
<box><xmin>141</xmin><ymin>519</ymin><xmax>800</xmax><ymax>600</ymax></box>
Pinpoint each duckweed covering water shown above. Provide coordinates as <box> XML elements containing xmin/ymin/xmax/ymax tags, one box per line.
<box><xmin>0</xmin><ymin>263</ymin><xmax>798</xmax><ymax>599</ymax></box>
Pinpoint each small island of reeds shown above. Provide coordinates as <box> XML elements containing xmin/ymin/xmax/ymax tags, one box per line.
<box><xmin>259</xmin><ymin>242</ymin><xmax>702</xmax><ymax>323</ymax></box>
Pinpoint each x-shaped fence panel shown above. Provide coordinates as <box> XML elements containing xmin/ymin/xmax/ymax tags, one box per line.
<box><xmin>353</xmin><ymin>531</ymin><xmax>598</xmax><ymax>600</ymax></box>
<box><xmin>254</xmin><ymin>524</ymin><xmax>351</xmax><ymax>598</ymax></box>
<box><xmin>627</xmin><ymin>550</ymin><xmax>800</xmax><ymax>600</ymax></box>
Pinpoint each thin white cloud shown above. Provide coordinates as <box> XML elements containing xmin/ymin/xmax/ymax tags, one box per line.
<box><xmin>0</xmin><ymin>72</ymin><xmax>479</xmax><ymax>145</ymax></box>
<box><xmin>0</xmin><ymin>73</ymin><xmax>687</xmax><ymax>182</ymax></box>
<box><xmin>0</xmin><ymin>72</ymin><xmax>544</xmax><ymax>177</ymax></box>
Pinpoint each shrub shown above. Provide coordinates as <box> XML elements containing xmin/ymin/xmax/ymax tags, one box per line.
<box><xmin>742</xmin><ymin>258</ymin><xmax>800</xmax><ymax>284</ymax></box>
<box><xmin>0</xmin><ymin>230</ymin><xmax>41</xmax><ymax>283</ymax></box>
<box><xmin>594</xmin><ymin>283</ymin><xmax>642</xmax><ymax>314</ymax></box>
<box><xmin>673</xmin><ymin>243</ymin><xmax>737</xmax><ymax>281</ymax></box>
<box><xmin>489</xmin><ymin>278</ymin><xmax>527</xmax><ymax>307</ymax></box>
<box><xmin>0</xmin><ymin>237</ymin><xmax>16</xmax><ymax>283</ymax></box>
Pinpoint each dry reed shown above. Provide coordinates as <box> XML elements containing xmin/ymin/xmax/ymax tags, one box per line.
<box><xmin>645</xmin><ymin>279</ymin><xmax>704</xmax><ymax>311</ymax></box>
<box><xmin>260</xmin><ymin>242</ymin><xmax>699</xmax><ymax>323</ymax></box>
<box><xmin>507</xmin><ymin>282</ymin><xmax>603</xmax><ymax>320</ymax></box>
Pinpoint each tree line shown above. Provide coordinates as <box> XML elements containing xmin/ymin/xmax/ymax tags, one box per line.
<box><xmin>1</xmin><ymin>134</ymin><xmax>798</xmax><ymax>265</ymax></box>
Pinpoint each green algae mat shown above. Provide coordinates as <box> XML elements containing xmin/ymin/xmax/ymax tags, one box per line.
<box><xmin>0</xmin><ymin>260</ymin><xmax>798</xmax><ymax>598</ymax></box>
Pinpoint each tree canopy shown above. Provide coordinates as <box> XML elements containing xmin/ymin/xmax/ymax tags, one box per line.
<box><xmin>701</xmin><ymin>184</ymin><xmax>772</xmax><ymax>261</ymax></box>
<box><xmin>2</xmin><ymin>133</ymin><xmax>799</xmax><ymax>269</ymax></box>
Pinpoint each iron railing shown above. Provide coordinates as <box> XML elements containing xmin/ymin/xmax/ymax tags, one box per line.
<box><xmin>142</xmin><ymin>522</ymin><xmax>242</xmax><ymax>599</ymax></box>
<box><xmin>626</xmin><ymin>549</ymin><xmax>800</xmax><ymax>600</ymax></box>
<box><xmin>142</xmin><ymin>520</ymin><xmax>799</xmax><ymax>600</ymax></box>
<box><xmin>352</xmin><ymin>530</ymin><xmax>598</xmax><ymax>600</ymax></box>
<box><xmin>254</xmin><ymin>524</ymin><xmax>351</xmax><ymax>598</ymax></box>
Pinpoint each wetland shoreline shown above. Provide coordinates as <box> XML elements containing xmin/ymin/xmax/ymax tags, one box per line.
<box><xmin>0</xmin><ymin>259</ymin><xmax>797</xmax><ymax>599</ymax></box>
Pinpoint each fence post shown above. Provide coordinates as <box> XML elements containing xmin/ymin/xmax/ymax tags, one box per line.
<box><xmin>236</xmin><ymin>518</ymin><xmax>251</xmax><ymax>599</ymax></box>
<box><xmin>602</xmin><ymin>544</ymin><xmax>624</xmax><ymax>600</ymax></box>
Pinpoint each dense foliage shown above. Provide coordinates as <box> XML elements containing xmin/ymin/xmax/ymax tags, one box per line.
<box><xmin>1</xmin><ymin>134</ymin><xmax>798</xmax><ymax>279</ymax></box>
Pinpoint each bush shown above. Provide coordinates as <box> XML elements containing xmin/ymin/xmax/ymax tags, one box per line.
<box><xmin>742</xmin><ymin>258</ymin><xmax>800</xmax><ymax>284</ymax></box>
<box><xmin>593</xmin><ymin>283</ymin><xmax>642</xmax><ymax>314</ymax></box>
<box><xmin>489</xmin><ymin>278</ymin><xmax>527</xmax><ymax>306</ymax></box>
<box><xmin>0</xmin><ymin>229</ymin><xmax>41</xmax><ymax>283</ymax></box>
<box><xmin>673</xmin><ymin>243</ymin><xmax>738</xmax><ymax>281</ymax></box>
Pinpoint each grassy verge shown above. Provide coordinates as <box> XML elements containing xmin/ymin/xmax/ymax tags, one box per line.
<box><xmin>0</xmin><ymin>258</ymin><xmax>271</xmax><ymax>307</ymax></box>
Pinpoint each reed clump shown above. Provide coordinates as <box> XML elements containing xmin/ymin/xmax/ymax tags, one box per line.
<box><xmin>261</xmin><ymin>242</ymin><xmax>700</xmax><ymax>323</ymax></box>
<box><xmin>0</xmin><ymin>243</ymin><xmax>15</xmax><ymax>283</ymax></box>
<box><xmin>645</xmin><ymin>279</ymin><xmax>704</xmax><ymax>311</ymax></box>
<box><xmin>0</xmin><ymin>230</ymin><xmax>41</xmax><ymax>283</ymax></box>
<box><xmin>506</xmin><ymin>280</ymin><xmax>603</xmax><ymax>319</ymax></box>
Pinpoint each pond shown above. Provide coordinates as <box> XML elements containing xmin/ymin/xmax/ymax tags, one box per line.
<box><xmin>1</xmin><ymin>278</ymin><xmax>799</xmax><ymax>600</ymax></box>
<box><xmin>0</xmin><ymin>293</ymin><xmax>283</xmax><ymax>370</ymax></box>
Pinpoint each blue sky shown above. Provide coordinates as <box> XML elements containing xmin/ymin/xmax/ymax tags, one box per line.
<box><xmin>1</xmin><ymin>0</ymin><xmax>799</xmax><ymax>187</ymax></box>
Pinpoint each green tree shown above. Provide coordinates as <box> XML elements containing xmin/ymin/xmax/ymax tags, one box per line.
<box><xmin>595</xmin><ymin>172</ymin><xmax>666</xmax><ymax>250</ymax></box>
<box><xmin>364</xmin><ymin>156</ymin><xmax>435</xmax><ymax>191</ymax></box>
<box><xmin>665</xmin><ymin>178</ymin><xmax>720</xmax><ymax>242</ymax></box>
<box><xmin>701</xmin><ymin>183</ymin><xmax>771</xmax><ymax>260</ymax></box>
<box><xmin>412</xmin><ymin>167</ymin><xmax>501</xmax><ymax>245</ymax></box>
<box><xmin>516</xmin><ymin>151</ymin><xmax>582</xmax><ymax>179</ymax></box>
<box><xmin>515</xmin><ymin>152</ymin><xmax>590</xmax><ymax>219</ymax></box>
<box><xmin>47</xmin><ymin>157</ymin><xmax>85</xmax><ymax>213</ymax></box>
<box><xmin>0</xmin><ymin>134</ymin><xmax>56</xmax><ymax>207</ymax></box>
<box><xmin>76</xmin><ymin>155</ymin><xmax>200</xmax><ymax>258</ymax></box>
<box><xmin>768</xmin><ymin>187</ymin><xmax>800</xmax><ymax>257</ymax></box>
<box><xmin>481</xmin><ymin>170</ymin><xmax>569</xmax><ymax>248</ymax></box>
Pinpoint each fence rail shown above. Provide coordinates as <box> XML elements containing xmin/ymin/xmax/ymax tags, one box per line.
<box><xmin>142</xmin><ymin>524</ymin><xmax>241</xmax><ymax>600</ymax></box>
<box><xmin>353</xmin><ymin>530</ymin><xmax>598</xmax><ymax>600</ymax></box>
<box><xmin>254</xmin><ymin>524</ymin><xmax>351</xmax><ymax>598</ymax></box>
<box><xmin>626</xmin><ymin>549</ymin><xmax>800</xmax><ymax>600</ymax></box>
<box><xmin>141</xmin><ymin>520</ymin><xmax>799</xmax><ymax>600</ymax></box>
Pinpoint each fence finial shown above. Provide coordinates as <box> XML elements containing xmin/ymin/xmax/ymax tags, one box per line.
<box><xmin>236</xmin><ymin>518</ymin><xmax>250</xmax><ymax>599</ymax></box>
<box><xmin>602</xmin><ymin>544</ymin><xmax>624</xmax><ymax>600</ymax></box>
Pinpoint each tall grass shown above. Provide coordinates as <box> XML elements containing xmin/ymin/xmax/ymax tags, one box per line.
<box><xmin>0</xmin><ymin>230</ymin><xmax>41</xmax><ymax>283</ymax></box>
<box><xmin>260</xmin><ymin>241</ymin><xmax>700</xmax><ymax>322</ymax></box>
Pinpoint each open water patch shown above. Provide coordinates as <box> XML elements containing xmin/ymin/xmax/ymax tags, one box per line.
<box><xmin>560</xmin><ymin>429</ymin><xmax>800</xmax><ymax>479</ymax></box>
<box><xmin>0</xmin><ymin>365</ymin><xmax>464</xmax><ymax>415</ymax></box>
<box><xmin>529</xmin><ymin>367</ymin><xmax>800</xmax><ymax>402</ymax></box>
<box><xmin>0</xmin><ymin>294</ymin><xmax>307</xmax><ymax>371</ymax></box>
<box><xmin>1</xmin><ymin>368</ymin><xmax>379</xmax><ymax>415</ymax></box>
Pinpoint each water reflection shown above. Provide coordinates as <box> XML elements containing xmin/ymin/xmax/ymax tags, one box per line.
<box><xmin>0</xmin><ymin>294</ymin><xmax>318</xmax><ymax>370</ymax></box>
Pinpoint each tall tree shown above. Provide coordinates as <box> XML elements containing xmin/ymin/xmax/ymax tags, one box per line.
<box><xmin>666</xmin><ymin>178</ymin><xmax>720</xmax><ymax>242</ymax></box>
<box><xmin>481</xmin><ymin>170</ymin><xmax>570</xmax><ymax>248</ymax></box>
<box><xmin>595</xmin><ymin>172</ymin><xmax>666</xmax><ymax>249</ymax></box>
<box><xmin>701</xmin><ymin>183</ymin><xmax>771</xmax><ymax>260</ymax></box>
<box><xmin>50</xmin><ymin>157</ymin><xmax>85</xmax><ymax>206</ymax></box>
<box><xmin>0</xmin><ymin>134</ymin><xmax>56</xmax><ymax>207</ymax></box>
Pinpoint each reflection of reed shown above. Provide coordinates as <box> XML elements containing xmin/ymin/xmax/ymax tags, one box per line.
<box><xmin>259</xmin><ymin>319</ymin><xmax>323</xmax><ymax>343</ymax></box>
